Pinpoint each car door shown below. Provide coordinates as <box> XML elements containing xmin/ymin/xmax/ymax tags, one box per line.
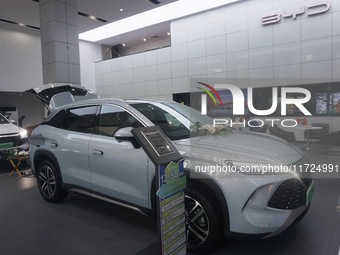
<box><xmin>89</xmin><ymin>104</ymin><xmax>150</xmax><ymax>208</ymax></box>
<box><xmin>50</xmin><ymin>105</ymin><xmax>98</xmax><ymax>189</ymax></box>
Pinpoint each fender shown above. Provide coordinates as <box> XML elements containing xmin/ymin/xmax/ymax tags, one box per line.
<box><xmin>32</xmin><ymin>150</ymin><xmax>63</xmax><ymax>183</ymax></box>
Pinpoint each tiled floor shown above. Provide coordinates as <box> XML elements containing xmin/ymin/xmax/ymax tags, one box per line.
<box><xmin>0</xmin><ymin>149</ymin><xmax>339</xmax><ymax>255</ymax></box>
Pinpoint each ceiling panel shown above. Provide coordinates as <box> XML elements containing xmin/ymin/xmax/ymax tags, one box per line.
<box><xmin>0</xmin><ymin>0</ymin><xmax>178</xmax><ymax>47</ymax></box>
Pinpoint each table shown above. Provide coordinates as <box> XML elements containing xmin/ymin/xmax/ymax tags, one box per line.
<box><xmin>295</xmin><ymin>126</ymin><xmax>322</xmax><ymax>151</ymax></box>
<box><xmin>7</xmin><ymin>155</ymin><xmax>30</xmax><ymax>177</ymax></box>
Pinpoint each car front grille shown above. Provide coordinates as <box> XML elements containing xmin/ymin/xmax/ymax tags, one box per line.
<box><xmin>267</xmin><ymin>178</ymin><xmax>313</xmax><ymax>210</ymax></box>
<box><xmin>0</xmin><ymin>134</ymin><xmax>25</xmax><ymax>147</ymax></box>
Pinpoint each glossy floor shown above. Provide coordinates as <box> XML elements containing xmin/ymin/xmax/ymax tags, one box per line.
<box><xmin>0</xmin><ymin>150</ymin><xmax>339</xmax><ymax>255</ymax></box>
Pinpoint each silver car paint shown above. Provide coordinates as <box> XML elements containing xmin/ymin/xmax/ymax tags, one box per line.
<box><xmin>30</xmin><ymin>98</ymin><xmax>309</xmax><ymax>236</ymax></box>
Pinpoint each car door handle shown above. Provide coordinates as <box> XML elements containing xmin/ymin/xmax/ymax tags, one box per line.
<box><xmin>50</xmin><ymin>142</ymin><xmax>58</xmax><ymax>147</ymax></box>
<box><xmin>92</xmin><ymin>149</ymin><xmax>104</xmax><ymax>155</ymax></box>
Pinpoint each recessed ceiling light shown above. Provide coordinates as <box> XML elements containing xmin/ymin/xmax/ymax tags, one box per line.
<box><xmin>143</xmin><ymin>38</ymin><xmax>146</xmax><ymax>41</ymax></box>
<box><xmin>120</xmin><ymin>9</ymin><xmax>123</xmax><ymax>12</ymax></box>
<box><xmin>18</xmin><ymin>23</ymin><xmax>25</xmax><ymax>26</ymax></box>
<box><xmin>167</xmin><ymin>32</ymin><xmax>170</xmax><ymax>35</ymax></box>
<box><xmin>89</xmin><ymin>15</ymin><xmax>97</xmax><ymax>20</ymax></box>
<box><xmin>122</xmin><ymin>43</ymin><xmax>126</xmax><ymax>47</ymax></box>
<box><xmin>79</xmin><ymin>0</ymin><xmax>241</xmax><ymax>42</ymax></box>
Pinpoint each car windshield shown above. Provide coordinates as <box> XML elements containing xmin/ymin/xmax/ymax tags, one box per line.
<box><xmin>0</xmin><ymin>113</ymin><xmax>9</xmax><ymax>124</ymax></box>
<box><xmin>131</xmin><ymin>102</ymin><xmax>214</xmax><ymax>140</ymax></box>
<box><xmin>161</xmin><ymin>101</ymin><xmax>213</xmax><ymax>126</ymax></box>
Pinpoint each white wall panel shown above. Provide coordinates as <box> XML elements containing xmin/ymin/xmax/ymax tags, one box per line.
<box><xmin>145</xmin><ymin>66</ymin><xmax>158</xmax><ymax>81</ymax></box>
<box><xmin>301</xmin><ymin>14</ymin><xmax>332</xmax><ymax>40</ymax></box>
<box><xmin>188</xmin><ymin>40</ymin><xmax>206</xmax><ymax>59</ymax></box>
<box><xmin>145</xmin><ymin>80</ymin><xmax>159</xmax><ymax>96</ymax></box>
<box><xmin>227</xmin><ymin>51</ymin><xmax>249</xmax><ymax>71</ymax></box>
<box><xmin>300</xmin><ymin>38</ymin><xmax>332</xmax><ymax>63</ymax></box>
<box><xmin>145</xmin><ymin>51</ymin><xmax>158</xmax><ymax>66</ymax></box>
<box><xmin>226</xmin><ymin>16</ymin><xmax>248</xmax><ymax>34</ymax></box>
<box><xmin>172</xmin><ymin>60</ymin><xmax>188</xmax><ymax>78</ymax></box>
<box><xmin>301</xmin><ymin>61</ymin><xmax>332</xmax><ymax>83</ymax></box>
<box><xmin>226</xmin><ymin>31</ymin><xmax>248</xmax><ymax>52</ymax></box>
<box><xmin>206</xmin><ymin>20</ymin><xmax>226</xmax><ymax>38</ymax></box>
<box><xmin>158</xmin><ymin>63</ymin><xmax>172</xmax><ymax>79</ymax></box>
<box><xmin>274</xmin><ymin>42</ymin><xmax>301</xmax><ymax>66</ymax></box>
<box><xmin>187</xmin><ymin>26</ymin><xmax>206</xmax><ymax>42</ymax></box>
<box><xmin>249</xmin><ymin>47</ymin><xmax>274</xmax><ymax>69</ymax></box>
<box><xmin>206</xmin><ymin>35</ymin><xmax>226</xmax><ymax>55</ymax></box>
<box><xmin>157</xmin><ymin>48</ymin><xmax>171</xmax><ymax>63</ymax></box>
<box><xmin>171</xmin><ymin>43</ymin><xmax>188</xmax><ymax>61</ymax></box>
<box><xmin>273</xmin><ymin>20</ymin><xmax>301</xmax><ymax>45</ymax></box>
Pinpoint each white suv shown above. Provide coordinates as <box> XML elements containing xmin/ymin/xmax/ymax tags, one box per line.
<box><xmin>0</xmin><ymin>113</ymin><xmax>28</xmax><ymax>155</ymax></box>
<box><xmin>28</xmin><ymin>84</ymin><xmax>313</xmax><ymax>254</ymax></box>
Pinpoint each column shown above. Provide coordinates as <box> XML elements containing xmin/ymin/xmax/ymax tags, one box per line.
<box><xmin>39</xmin><ymin>0</ymin><xmax>80</xmax><ymax>84</ymax></box>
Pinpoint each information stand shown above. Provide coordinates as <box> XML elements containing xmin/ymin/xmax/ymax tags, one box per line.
<box><xmin>132</xmin><ymin>126</ymin><xmax>187</xmax><ymax>255</ymax></box>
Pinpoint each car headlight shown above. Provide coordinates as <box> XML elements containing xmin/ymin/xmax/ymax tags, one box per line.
<box><xmin>20</xmin><ymin>129</ymin><xmax>28</xmax><ymax>139</ymax></box>
<box><xmin>223</xmin><ymin>160</ymin><xmax>295</xmax><ymax>175</ymax></box>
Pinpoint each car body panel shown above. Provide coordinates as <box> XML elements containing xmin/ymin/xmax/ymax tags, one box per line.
<box><xmin>89</xmin><ymin>134</ymin><xmax>150</xmax><ymax>208</ymax></box>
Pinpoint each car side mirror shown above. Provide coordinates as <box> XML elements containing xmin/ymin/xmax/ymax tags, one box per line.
<box><xmin>114</xmin><ymin>127</ymin><xmax>140</xmax><ymax>148</ymax></box>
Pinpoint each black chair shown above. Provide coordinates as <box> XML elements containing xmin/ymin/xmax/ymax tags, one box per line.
<box><xmin>304</xmin><ymin>123</ymin><xmax>330</xmax><ymax>141</ymax></box>
<box><xmin>320</xmin><ymin>130</ymin><xmax>340</xmax><ymax>152</ymax></box>
<box><xmin>268</xmin><ymin>124</ymin><xmax>296</xmax><ymax>142</ymax></box>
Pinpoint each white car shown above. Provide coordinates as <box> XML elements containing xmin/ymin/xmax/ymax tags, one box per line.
<box><xmin>0</xmin><ymin>113</ymin><xmax>28</xmax><ymax>154</ymax></box>
<box><xmin>28</xmin><ymin>84</ymin><xmax>313</xmax><ymax>254</ymax></box>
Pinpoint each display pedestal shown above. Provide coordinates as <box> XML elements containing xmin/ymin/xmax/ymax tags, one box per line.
<box><xmin>132</xmin><ymin>126</ymin><xmax>187</xmax><ymax>255</ymax></box>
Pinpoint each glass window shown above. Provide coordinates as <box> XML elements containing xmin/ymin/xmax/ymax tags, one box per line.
<box><xmin>131</xmin><ymin>103</ymin><xmax>191</xmax><ymax>140</ymax></box>
<box><xmin>61</xmin><ymin>106</ymin><xmax>98</xmax><ymax>134</ymax></box>
<box><xmin>98</xmin><ymin>105</ymin><xmax>142</xmax><ymax>137</ymax></box>
<box><xmin>0</xmin><ymin>113</ymin><xmax>9</xmax><ymax>124</ymax></box>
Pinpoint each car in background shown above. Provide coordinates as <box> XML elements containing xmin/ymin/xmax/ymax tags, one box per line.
<box><xmin>0</xmin><ymin>113</ymin><xmax>28</xmax><ymax>155</ymax></box>
<box><xmin>28</xmin><ymin>84</ymin><xmax>313</xmax><ymax>254</ymax></box>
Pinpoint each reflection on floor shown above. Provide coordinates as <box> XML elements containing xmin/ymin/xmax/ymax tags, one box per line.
<box><xmin>0</xmin><ymin>150</ymin><xmax>339</xmax><ymax>255</ymax></box>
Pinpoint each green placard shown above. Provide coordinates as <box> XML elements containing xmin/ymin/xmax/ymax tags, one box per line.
<box><xmin>0</xmin><ymin>142</ymin><xmax>13</xmax><ymax>149</ymax></box>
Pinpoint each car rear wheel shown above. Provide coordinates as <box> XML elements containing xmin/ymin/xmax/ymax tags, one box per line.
<box><xmin>37</xmin><ymin>160</ymin><xmax>68</xmax><ymax>203</ymax></box>
<box><xmin>185</xmin><ymin>186</ymin><xmax>220</xmax><ymax>254</ymax></box>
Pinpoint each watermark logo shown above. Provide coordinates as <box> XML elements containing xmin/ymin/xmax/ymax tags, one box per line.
<box><xmin>197</xmin><ymin>82</ymin><xmax>311</xmax><ymax>116</ymax></box>
<box><xmin>196</xmin><ymin>82</ymin><xmax>223</xmax><ymax>115</ymax></box>
<box><xmin>196</xmin><ymin>82</ymin><xmax>312</xmax><ymax>128</ymax></box>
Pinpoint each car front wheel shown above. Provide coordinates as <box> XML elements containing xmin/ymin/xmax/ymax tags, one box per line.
<box><xmin>185</xmin><ymin>186</ymin><xmax>220</xmax><ymax>254</ymax></box>
<box><xmin>37</xmin><ymin>160</ymin><xmax>68</xmax><ymax>203</ymax></box>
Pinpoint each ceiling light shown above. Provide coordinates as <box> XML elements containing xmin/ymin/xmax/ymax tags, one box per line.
<box><xmin>167</xmin><ymin>32</ymin><xmax>170</xmax><ymax>35</ymax></box>
<box><xmin>18</xmin><ymin>23</ymin><xmax>25</xmax><ymax>27</ymax></box>
<box><xmin>120</xmin><ymin>9</ymin><xmax>123</xmax><ymax>12</ymax></box>
<box><xmin>122</xmin><ymin>44</ymin><xmax>126</xmax><ymax>47</ymax></box>
<box><xmin>89</xmin><ymin>15</ymin><xmax>96</xmax><ymax>20</ymax></box>
<box><xmin>143</xmin><ymin>38</ymin><xmax>146</xmax><ymax>41</ymax></box>
<box><xmin>79</xmin><ymin>0</ymin><xmax>241</xmax><ymax>42</ymax></box>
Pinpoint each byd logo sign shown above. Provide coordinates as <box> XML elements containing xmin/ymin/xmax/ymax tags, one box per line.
<box><xmin>262</xmin><ymin>2</ymin><xmax>331</xmax><ymax>26</ymax></box>
<box><xmin>198</xmin><ymin>82</ymin><xmax>312</xmax><ymax>116</ymax></box>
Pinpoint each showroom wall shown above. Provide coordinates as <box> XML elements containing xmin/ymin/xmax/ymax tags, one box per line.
<box><xmin>95</xmin><ymin>0</ymin><xmax>340</xmax><ymax>133</ymax></box>
<box><xmin>0</xmin><ymin>23</ymin><xmax>102</xmax><ymax>92</ymax></box>
<box><xmin>0</xmin><ymin>25</ymin><xmax>43</xmax><ymax>92</ymax></box>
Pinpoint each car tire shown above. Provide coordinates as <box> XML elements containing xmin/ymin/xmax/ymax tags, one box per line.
<box><xmin>37</xmin><ymin>160</ymin><xmax>68</xmax><ymax>203</ymax></box>
<box><xmin>185</xmin><ymin>185</ymin><xmax>221</xmax><ymax>254</ymax></box>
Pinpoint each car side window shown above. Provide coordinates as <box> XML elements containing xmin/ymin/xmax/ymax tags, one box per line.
<box><xmin>61</xmin><ymin>106</ymin><xmax>97</xmax><ymax>134</ymax></box>
<box><xmin>98</xmin><ymin>105</ymin><xmax>142</xmax><ymax>137</ymax></box>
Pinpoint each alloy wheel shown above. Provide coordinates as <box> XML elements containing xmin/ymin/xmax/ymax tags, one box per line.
<box><xmin>185</xmin><ymin>195</ymin><xmax>210</xmax><ymax>247</ymax></box>
<box><xmin>39</xmin><ymin>165</ymin><xmax>57</xmax><ymax>199</ymax></box>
